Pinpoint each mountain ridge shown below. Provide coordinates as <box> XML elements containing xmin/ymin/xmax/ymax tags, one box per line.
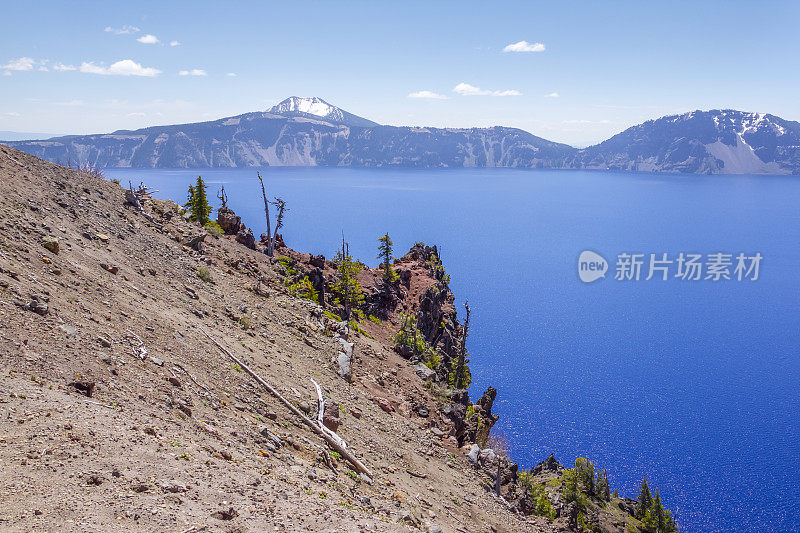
<box><xmin>4</xmin><ymin>99</ymin><xmax>799</xmax><ymax>174</ymax></box>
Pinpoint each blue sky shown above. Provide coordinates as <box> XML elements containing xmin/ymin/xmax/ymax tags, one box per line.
<box><xmin>1</xmin><ymin>0</ymin><xmax>798</xmax><ymax>146</ymax></box>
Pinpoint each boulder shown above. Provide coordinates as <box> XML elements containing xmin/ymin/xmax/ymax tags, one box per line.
<box><xmin>467</xmin><ymin>444</ymin><xmax>480</xmax><ymax>465</ymax></box>
<box><xmin>41</xmin><ymin>236</ymin><xmax>59</xmax><ymax>254</ymax></box>
<box><xmin>530</xmin><ymin>453</ymin><xmax>564</xmax><ymax>476</ymax></box>
<box><xmin>374</xmin><ymin>397</ymin><xmax>393</xmax><ymax>413</ymax></box>
<box><xmin>337</xmin><ymin>351</ymin><xmax>352</xmax><ymax>382</ymax></box>
<box><xmin>395</xmin><ymin>344</ymin><xmax>413</xmax><ymax>359</ymax></box>
<box><xmin>414</xmin><ymin>363</ymin><xmax>436</xmax><ymax>381</ymax></box>
<box><xmin>184</xmin><ymin>233</ymin><xmax>206</xmax><ymax>252</ymax></box>
<box><xmin>308</xmin><ymin>268</ymin><xmax>325</xmax><ymax>307</ymax></box>
<box><xmin>217</xmin><ymin>208</ymin><xmax>244</xmax><ymax>235</ymax></box>
<box><xmin>68</xmin><ymin>380</ymin><xmax>95</xmax><ymax>397</ymax></box>
<box><xmin>235</xmin><ymin>228</ymin><xmax>256</xmax><ymax>250</ymax></box>
<box><xmin>323</xmin><ymin>402</ymin><xmax>341</xmax><ymax>432</ymax></box>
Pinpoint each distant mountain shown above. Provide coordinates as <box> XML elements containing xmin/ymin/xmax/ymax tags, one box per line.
<box><xmin>0</xmin><ymin>131</ymin><xmax>61</xmax><ymax>142</ymax></box>
<box><xmin>2</xmin><ymin>97</ymin><xmax>575</xmax><ymax>168</ymax></box>
<box><xmin>267</xmin><ymin>96</ymin><xmax>379</xmax><ymax>128</ymax></box>
<box><xmin>4</xmin><ymin>101</ymin><xmax>800</xmax><ymax>174</ymax></box>
<box><xmin>570</xmin><ymin>110</ymin><xmax>800</xmax><ymax>174</ymax></box>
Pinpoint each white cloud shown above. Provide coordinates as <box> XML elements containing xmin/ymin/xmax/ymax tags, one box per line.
<box><xmin>38</xmin><ymin>66</ymin><xmax>49</xmax><ymax>72</ymax></box>
<box><xmin>408</xmin><ymin>90</ymin><xmax>447</xmax><ymax>99</ymax></box>
<box><xmin>226</xmin><ymin>72</ymin><xmax>237</xmax><ymax>77</ymax></box>
<box><xmin>2</xmin><ymin>57</ymin><xmax>35</xmax><ymax>71</ymax></box>
<box><xmin>136</xmin><ymin>34</ymin><xmax>159</xmax><ymax>44</ymax></box>
<box><xmin>126</xmin><ymin>112</ymin><xmax>146</xmax><ymax>117</ymax></box>
<box><xmin>105</xmin><ymin>25</ymin><xmax>140</xmax><ymax>35</ymax></box>
<box><xmin>503</xmin><ymin>40</ymin><xmax>546</xmax><ymax>53</ymax></box>
<box><xmin>80</xmin><ymin>59</ymin><xmax>161</xmax><ymax>77</ymax></box>
<box><xmin>545</xmin><ymin>92</ymin><xmax>560</xmax><ymax>98</ymax></box>
<box><xmin>454</xmin><ymin>83</ymin><xmax>486</xmax><ymax>96</ymax></box>
<box><xmin>2</xmin><ymin>71</ymin><xmax>10</xmax><ymax>77</ymax></box>
<box><xmin>5</xmin><ymin>111</ymin><xmax>20</xmax><ymax>116</ymax></box>
<box><xmin>53</xmin><ymin>62</ymin><xmax>77</xmax><ymax>71</ymax></box>
<box><xmin>169</xmin><ymin>40</ymin><xmax>180</xmax><ymax>47</ymax></box>
<box><xmin>453</xmin><ymin>83</ymin><xmax>521</xmax><ymax>97</ymax></box>
<box><xmin>179</xmin><ymin>69</ymin><xmax>207</xmax><ymax>76</ymax></box>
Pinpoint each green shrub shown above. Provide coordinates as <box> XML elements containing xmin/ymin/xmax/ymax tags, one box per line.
<box><xmin>287</xmin><ymin>275</ymin><xmax>319</xmax><ymax>304</ymax></box>
<box><xmin>276</xmin><ymin>256</ymin><xmax>297</xmax><ymax>276</ymax></box>
<box><xmin>197</xmin><ymin>266</ymin><xmax>214</xmax><ymax>283</ymax></box>
<box><xmin>424</xmin><ymin>349</ymin><xmax>441</xmax><ymax>370</ymax></box>
<box><xmin>324</xmin><ymin>310</ymin><xmax>342</xmax><ymax>322</ymax></box>
<box><xmin>204</xmin><ymin>220</ymin><xmax>224</xmax><ymax>235</ymax></box>
<box><xmin>394</xmin><ymin>313</ymin><xmax>428</xmax><ymax>355</ymax></box>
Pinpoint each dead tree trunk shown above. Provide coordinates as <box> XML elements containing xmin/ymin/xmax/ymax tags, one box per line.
<box><xmin>268</xmin><ymin>197</ymin><xmax>286</xmax><ymax>256</ymax></box>
<box><xmin>257</xmin><ymin>172</ymin><xmax>272</xmax><ymax>256</ymax></box>
<box><xmin>202</xmin><ymin>330</ymin><xmax>373</xmax><ymax>481</ymax></box>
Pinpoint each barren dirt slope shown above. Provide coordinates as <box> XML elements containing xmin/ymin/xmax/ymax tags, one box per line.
<box><xmin>0</xmin><ymin>145</ymin><xmax>547</xmax><ymax>532</ymax></box>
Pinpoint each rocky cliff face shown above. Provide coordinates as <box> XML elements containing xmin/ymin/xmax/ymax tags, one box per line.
<box><xmin>570</xmin><ymin>109</ymin><xmax>800</xmax><ymax>174</ymax></box>
<box><xmin>4</xmin><ymin>111</ymin><xmax>575</xmax><ymax>169</ymax></box>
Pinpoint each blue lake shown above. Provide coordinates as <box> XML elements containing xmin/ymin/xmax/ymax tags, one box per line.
<box><xmin>108</xmin><ymin>166</ymin><xmax>800</xmax><ymax>533</ymax></box>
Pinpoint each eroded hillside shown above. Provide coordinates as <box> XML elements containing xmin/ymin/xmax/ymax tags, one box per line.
<box><xmin>0</xmin><ymin>145</ymin><xmax>674</xmax><ymax>532</ymax></box>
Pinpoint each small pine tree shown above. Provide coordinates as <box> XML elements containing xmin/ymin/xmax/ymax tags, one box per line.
<box><xmin>596</xmin><ymin>468</ymin><xmax>611</xmax><ymax>501</ymax></box>
<box><xmin>653</xmin><ymin>489</ymin><xmax>666</xmax><ymax>531</ymax></box>
<box><xmin>184</xmin><ymin>185</ymin><xmax>196</xmax><ymax>211</ymax></box>
<box><xmin>563</xmin><ymin>469</ymin><xmax>579</xmax><ymax>503</ymax></box>
<box><xmin>185</xmin><ymin>177</ymin><xmax>212</xmax><ymax>225</ymax></box>
<box><xmin>334</xmin><ymin>238</ymin><xmax>364</xmax><ymax>320</ymax></box>
<box><xmin>637</xmin><ymin>476</ymin><xmax>653</xmax><ymax>519</ymax></box>
<box><xmin>377</xmin><ymin>233</ymin><xmax>398</xmax><ymax>283</ymax></box>
<box><xmin>575</xmin><ymin>458</ymin><xmax>596</xmax><ymax>497</ymax></box>
<box><xmin>193</xmin><ymin>176</ymin><xmax>211</xmax><ymax>225</ymax></box>
<box><xmin>450</xmin><ymin>301</ymin><xmax>472</xmax><ymax>389</ymax></box>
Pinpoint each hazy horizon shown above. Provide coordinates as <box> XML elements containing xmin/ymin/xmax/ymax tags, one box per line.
<box><xmin>2</xmin><ymin>1</ymin><xmax>799</xmax><ymax>146</ymax></box>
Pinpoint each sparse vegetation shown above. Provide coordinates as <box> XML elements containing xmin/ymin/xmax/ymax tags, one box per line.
<box><xmin>287</xmin><ymin>275</ymin><xmax>319</xmax><ymax>304</ymax></box>
<box><xmin>63</xmin><ymin>159</ymin><xmax>105</xmax><ymax>180</ymax></box>
<box><xmin>636</xmin><ymin>476</ymin><xmax>677</xmax><ymax>532</ymax></box>
<box><xmin>427</xmin><ymin>251</ymin><xmax>451</xmax><ymax>283</ymax></box>
<box><xmin>519</xmin><ymin>471</ymin><xmax>557</xmax><ymax>520</ymax></box>
<box><xmin>449</xmin><ymin>300</ymin><xmax>472</xmax><ymax>389</ymax></box>
<box><xmin>197</xmin><ymin>266</ymin><xmax>214</xmax><ymax>283</ymax></box>
<box><xmin>276</xmin><ymin>256</ymin><xmax>297</xmax><ymax>276</ymax></box>
<box><xmin>324</xmin><ymin>310</ymin><xmax>343</xmax><ymax>322</ymax></box>
<box><xmin>204</xmin><ymin>220</ymin><xmax>223</xmax><ymax>235</ymax></box>
<box><xmin>394</xmin><ymin>313</ymin><xmax>428</xmax><ymax>355</ymax></box>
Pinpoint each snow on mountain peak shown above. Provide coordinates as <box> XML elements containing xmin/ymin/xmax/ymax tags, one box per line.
<box><xmin>268</xmin><ymin>96</ymin><xmax>343</xmax><ymax>121</ymax></box>
<box><xmin>266</xmin><ymin>96</ymin><xmax>379</xmax><ymax>128</ymax></box>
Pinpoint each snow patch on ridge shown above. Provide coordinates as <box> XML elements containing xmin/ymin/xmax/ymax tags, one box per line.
<box><xmin>705</xmin><ymin>134</ymin><xmax>786</xmax><ymax>174</ymax></box>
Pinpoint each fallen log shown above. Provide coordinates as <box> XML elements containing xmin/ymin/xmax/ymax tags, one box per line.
<box><xmin>201</xmin><ymin>329</ymin><xmax>373</xmax><ymax>481</ymax></box>
<box><xmin>311</xmin><ymin>378</ymin><xmax>348</xmax><ymax>450</ymax></box>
